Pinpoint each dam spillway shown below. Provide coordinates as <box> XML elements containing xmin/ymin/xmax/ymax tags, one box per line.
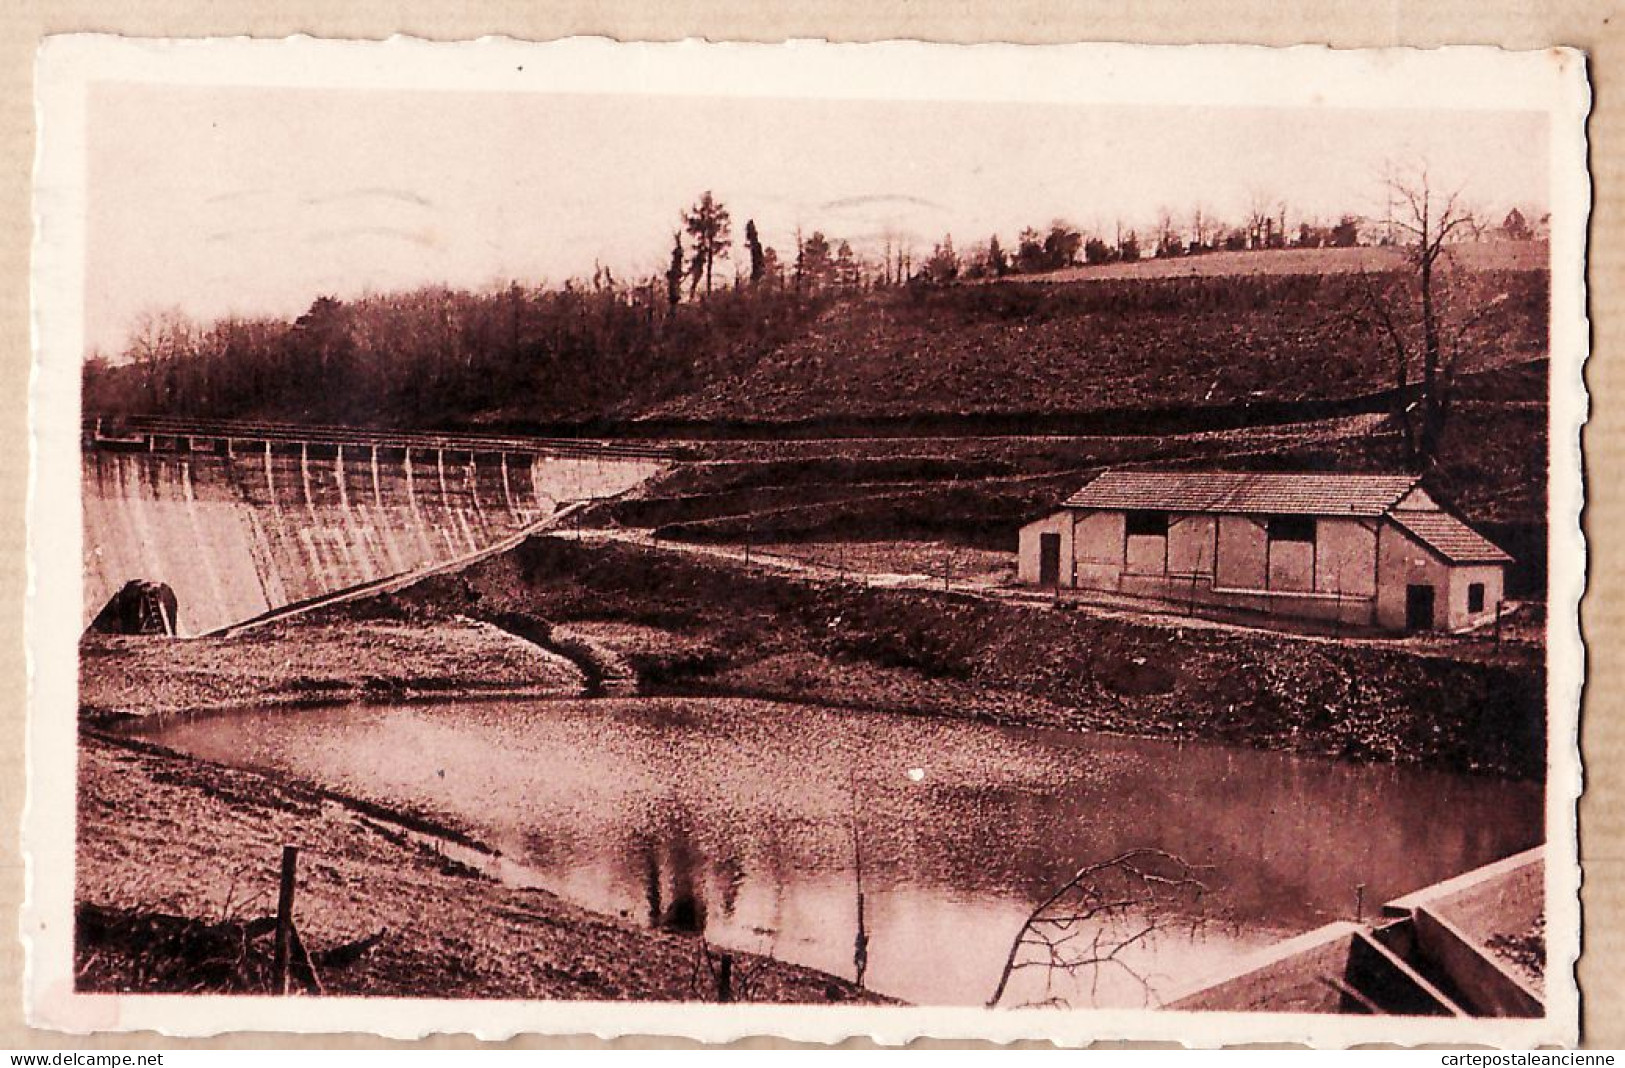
<box><xmin>82</xmin><ymin>417</ymin><xmax>670</xmax><ymax>636</ymax></box>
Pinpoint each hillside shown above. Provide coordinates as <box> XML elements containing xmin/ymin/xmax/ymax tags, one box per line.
<box><xmin>625</xmin><ymin>270</ymin><xmax>1547</xmax><ymax>426</ymax></box>
<box><xmin>87</xmin><ymin>248</ymin><xmax>1549</xmax><ymax>435</ymax></box>
<box><xmin>86</xmin><ymin>251</ymin><xmax>1552</xmax><ymax>588</ymax></box>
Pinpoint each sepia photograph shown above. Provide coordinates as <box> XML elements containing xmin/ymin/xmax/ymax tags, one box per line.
<box><xmin>25</xmin><ymin>38</ymin><xmax>1588</xmax><ymax>1045</ymax></box>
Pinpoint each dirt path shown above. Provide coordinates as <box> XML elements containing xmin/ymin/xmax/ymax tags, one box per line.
<box><xmin>558</xmin><ymin>527</ymin><xmax>1519</xmax><ymax>656</ymax></box>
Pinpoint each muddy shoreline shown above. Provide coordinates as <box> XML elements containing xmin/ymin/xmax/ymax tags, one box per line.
<box><xmin>76</xmin><ymin>727</ymin><xmax>887</xmax><ymax>1003</ymax></box>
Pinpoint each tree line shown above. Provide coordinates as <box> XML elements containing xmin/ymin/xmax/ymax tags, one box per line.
<box><xmin>84</xmin><ymin>189</ymin><xmax>924</xmax><ymax>424</ymax></box>
<box><xmin>927</xmin><ymin>202</ymin><xmax>1545</xmax><ymax>283</ymax></box>
<box><xmin>85</xmin><ymin>181</ymin><xmax>1545</xmax><ymax>469</ymax></box>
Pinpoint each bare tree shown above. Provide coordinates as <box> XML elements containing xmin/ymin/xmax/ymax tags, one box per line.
<box><xmin>987</xmin><ymin>850</ymin><xmax>1207</xmax><ymax>1010</ymax></box>
<box><xmin>1243</xmin><ymin>190</ymin><xmax>1275</xmax><ymax>250</ymax></box>
<box><xmin>1154</xmin><ymin>208</ymin><xmax>1183</xmax><ymax>258</ymax></box>
<box><xmin>1372</xmin><ymin>163</ymin><xmax>1482</xmax><ymax>465</ymax></box>
<box><xmin>1189</xmin><ymin>204</ymin><xmax>1213</xmax><ymax>253</ymax></box>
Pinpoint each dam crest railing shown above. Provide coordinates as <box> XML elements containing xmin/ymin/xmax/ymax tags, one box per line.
<box><xmin>83</xmin><ymin>414</ymin><xmax>679</xmax><ymax>462</ymax></box>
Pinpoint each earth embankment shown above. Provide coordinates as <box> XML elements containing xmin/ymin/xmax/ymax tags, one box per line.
<box><xmin>389</xmin><ymin>535</ymin><xmax>1545</xmax><ymax>780</ymax></box>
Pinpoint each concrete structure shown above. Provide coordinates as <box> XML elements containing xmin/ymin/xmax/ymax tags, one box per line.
<box><xmin>83</xmin><ymin>416</ymin><xmax>669</xmax><ymax>636</ymax></box>
<box><xmin>1169</xmin><ymin>847</ymin><xmax>1544</xmax><ymax>1017</ymax></box>
<box><xmin>1018</xmin><ymin>470</ymin><xmax>1511</xmax><ymax>632</ymax></box>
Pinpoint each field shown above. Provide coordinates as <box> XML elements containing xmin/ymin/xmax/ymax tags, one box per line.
<box><xmin>998</xmin><ymin>241</ymin><xmax>1549</xmax><ymax>286</ymax></box>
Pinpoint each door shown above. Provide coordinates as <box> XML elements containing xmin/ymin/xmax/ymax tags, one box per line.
<box><xmin>1039</xmin><ymin>532</ymin><xmax>1062</xmax><ymax>586</ymax></box>
<box><xmin>1405</xmin><ymin>584</ymin><xmax>1435</xmax><ymax>631</ymax></box>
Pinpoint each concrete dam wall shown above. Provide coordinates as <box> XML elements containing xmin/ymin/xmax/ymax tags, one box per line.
<box><xmin>83</xmin><ymin>421</ymin><xmax>667</xmax><ymax>636</ymax></box>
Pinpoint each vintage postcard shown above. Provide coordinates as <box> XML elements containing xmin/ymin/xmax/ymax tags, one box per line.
<box><xmin>25</xmin><ymin>37</ymin><xmax>1589</xmax><ymax>1045</ymax></box>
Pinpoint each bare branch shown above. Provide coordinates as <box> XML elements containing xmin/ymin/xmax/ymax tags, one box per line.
<box><xmin>987</xmin><ymin>849</ymin><xmax>1208</xmax><ymax>1009</ymax></box>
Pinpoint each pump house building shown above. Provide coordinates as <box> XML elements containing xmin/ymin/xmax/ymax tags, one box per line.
<box><xmin>1017</xmin><ymin>470</ymin><xmax>1512</xmax><ymax>632</ymax></box>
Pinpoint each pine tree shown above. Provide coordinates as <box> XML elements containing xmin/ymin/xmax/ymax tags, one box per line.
<box><xmin>745</xmin><ymin>219</ymin><xmax>767</xmax><ymax>283</ymax></box>
<box><xmin>665</xmin><ymin>232</ymin><xmax>685</xmax><ymax>308</ymax></box>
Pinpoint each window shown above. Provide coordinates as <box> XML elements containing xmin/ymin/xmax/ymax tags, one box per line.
<box><xmin>1126</xmin><ymin>510</ymin><xmax>1169</xmax><ymax>537</ymax></box>
<box><xmin>1468</xmin><ymin>583</ymin><xmax>1486</xmax><ymax>613</ymax></box>
<box><xmin>1267</xmin><ymin>516</ymin><xmax>1316</xmax><ymax>543</ymax></box>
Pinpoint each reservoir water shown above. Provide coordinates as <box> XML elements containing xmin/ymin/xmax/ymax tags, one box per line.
<box><xmin>133</xmin><ymin>697</ymin><xmax>1543</xmax><ymax>1006</ymax></box>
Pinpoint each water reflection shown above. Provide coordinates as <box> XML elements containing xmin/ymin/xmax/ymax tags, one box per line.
<box><xmin>134</xmin><ymin>697</ymin><xmax>1544</xmax><ymax>1006</ymax></box>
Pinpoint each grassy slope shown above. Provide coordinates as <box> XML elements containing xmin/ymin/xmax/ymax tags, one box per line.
<box><xmin>595</xmin><ymin>263</ymin><xmax>1549</xmax><ymax>592</ymax></box>
<box><xmin>391</xmin><ymin>537</ymin><xmax>1545</xmax><ymax>779</ymax></box>
<box><xmin>634</xmin><ymin>270</ymin><xmax>1548</xmax><ymax>423</ymax></box>
<box><xmin>596</xmin><ymin>381</ymin><xmax>1548</xmax><ymax>594</ymax></box>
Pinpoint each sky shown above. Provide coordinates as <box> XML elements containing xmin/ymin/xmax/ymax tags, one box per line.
<box><xmin>83</xmin><ymin>83</ymin><xmax>1551</xmax><ymax>355</ymax></box>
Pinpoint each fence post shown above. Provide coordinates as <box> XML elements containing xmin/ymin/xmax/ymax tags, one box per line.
<box><xmin>717</xmin><ymin>954</ymin><xmax>733</xmax><ymax>1003</ymax></box>
<box><xmin>274</xmin><ymin>845</ymin><xmax>299</xmax><ymax>995</ymax></box>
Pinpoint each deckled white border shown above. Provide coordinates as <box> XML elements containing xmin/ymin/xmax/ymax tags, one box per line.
<box><xmin>25</xmin><ymin>35</ymin><xmax>1590</xmax><ymax>1046</ymax></box>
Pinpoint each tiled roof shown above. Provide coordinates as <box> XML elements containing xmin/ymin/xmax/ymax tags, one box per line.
<box><xmin>1063</xmin><ymin>470</ymin><xmax>1424</xmax><ymax>517</ymax></box>
<box><xmin>1389</xmin><ymin>511</ymin><xmax>1513</xmax><ymax>564</ymax></box>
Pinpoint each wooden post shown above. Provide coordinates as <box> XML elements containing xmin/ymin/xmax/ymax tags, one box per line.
<box><xmin>1495</xmin><ymin>599</ymin><xmax>1503</xmax><ymax>645</ymax></box>
<box><xmin>274</xmin><ymin>845</ymin><xmax>299</xmax><ymax>995</ymax></box>
<box><xmin>717</xmin><ymin>953</ymin><xmax>733</xmax><ymax>1003</ymax></box>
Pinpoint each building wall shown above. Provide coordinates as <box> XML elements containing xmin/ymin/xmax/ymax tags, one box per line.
<box><xmin>1215</xmin><ymin>515</ymin><xmax>1267</xmax><ymax>590</ymax></box>
<box><xmin>1016</xmin><ymin>511</ymin><xmax>1074</xmax><ymax>585</ymax></box>
<box><xmin>1192</xmin><ymin>586</ymin><xmax>1377</xmax><ymax>627</ymax></box>
<box><xmin>1447</xmin><ymin>564</ymin><xmax>1505</xmax><ymax>631</ymax></box>
<box><xmin>1394</xmin><ymin>487</ymin><xmax>1439</xmax><ymax>512</ymax></box>
<box><xmin>1074</xmin><ymin>510</ymin><xmax>1126</xmax><ymax>590</ymax></box>
<box><xmin>1268</xmin><ymin>539</ymin><xmax>1315</xmax><ymax>592</ymax></box>
<box><xmin>1374</xmin><ymin>523</ymin><xmax>1456</xmax><ymax>630</ymax></box>
<box><xmin>1315</xmin><ymin>519</ymin><xmax>1379</xmax><ymax>597</ymax></box>
<box><xmin>1018</xmin><ymin>504</ymin><xmax>1494</xmax><ymax>633</ymax></box>
<box><xmin>1067</xmin><ymin>508</ymin><xmax>1378</xmax><ymax>627</ymax></box>
<box><xmin>1168</xmin><ymin>514</ymin><xmax>1217</xmax><ymax>577</ymax></box>
<box><xmin>1125</xmin><ymin>530</ymin><xmax>1167</xmax><ymax>575</ymax></box>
